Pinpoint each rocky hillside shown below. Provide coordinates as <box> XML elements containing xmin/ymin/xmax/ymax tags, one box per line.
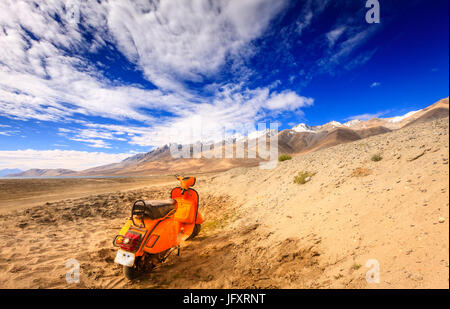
<box><xmin>196</xmin><ymin>115</ymin><xmax>449</xmax><ymax>288</ymax></box>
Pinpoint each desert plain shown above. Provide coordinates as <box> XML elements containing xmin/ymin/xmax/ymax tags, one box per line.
<box><xmin>0</xmin><ymin>117</ymin><xmax>448</xmax><ymax>289</ymax></box>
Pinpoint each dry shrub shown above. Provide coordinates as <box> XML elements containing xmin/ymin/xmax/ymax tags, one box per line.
<box><xmin>278</xmin><ymin>154</ymin><xmax>292</xmax><ymax>162</ymax></box>
<box><xmin>294</xmin><ymin>171</ymin><xmax>316</xmax><ymax>184</ymax></box>
<box><xmin>371</xmin><ymin>154</ymin><xmax>382</xmax><ymax>162</ymax></box>
<box><xmin>351</xmin><ymin>167</ymin><xmax>371</xmax><ymax>177</ymax></box>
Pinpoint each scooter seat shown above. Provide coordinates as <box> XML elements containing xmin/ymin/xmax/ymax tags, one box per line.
<box><xmin>144</xmin><ymin>199</ymin><xmax>176</xmax><ymax>207</ymax></box>
<box><xmin>133</xmin><ymin>199</ymin><xmax>176</xmax><ymax>220</ymax></box>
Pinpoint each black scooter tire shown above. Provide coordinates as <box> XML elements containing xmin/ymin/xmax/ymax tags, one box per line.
<box><xmin>123</xmin><ymin>265</ymin><xmax>139</xmax><ymax>280</ymax></box>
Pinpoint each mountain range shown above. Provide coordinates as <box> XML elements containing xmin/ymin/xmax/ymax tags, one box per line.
<box><xmin>0</xmin><ymin>168</ymin><xmax>23</xmax><ymax>177</ymax></box>
<box><xmin>5</xmin><ymin>97</ymin><xmax>449</xmax><ymax>177</ymax></box>
<box><xmin>5</xmin><ymin>169</ymin><xmax>76</xmax><ymax>177</ymax></box>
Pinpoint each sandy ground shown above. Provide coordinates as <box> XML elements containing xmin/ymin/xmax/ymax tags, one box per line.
<box><xmin>0</xmin><ymin>117</ymin><xmax>448</xmax><ymax>289</ymax></box>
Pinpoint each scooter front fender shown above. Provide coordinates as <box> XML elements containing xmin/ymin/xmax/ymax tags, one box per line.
<box><xmin>196</xmin><ymin>211</ymin><xmax>204</xmax><ymax>224</ymax></box>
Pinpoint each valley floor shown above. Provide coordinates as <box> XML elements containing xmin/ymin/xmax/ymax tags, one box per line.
<box><xmin>0</xmin><ymin>176</ymin><xmax>175</xmax><ymax>213</ymax></box>
<box><xmin>0</xmin><ymin>117</ymin><xmax>448</xmax><ymax>288</ymax></box>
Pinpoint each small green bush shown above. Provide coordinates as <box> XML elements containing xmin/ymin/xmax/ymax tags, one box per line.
<box><xmin>371</xmin><ymin>154</ymin><xmax>382</xmax><ymax>162</ymax></box>
<box><xmin>278</xmin><ymin>154</ymin><xmax>292</xmax><ymax>162</ymax></box>
<box><xmin>293</xmin><ymin>171</ymin><xmax>316</xmax><ymax>184</ymax></box>
<box><xmin>352</xmin><ymin>263</ymin><xmax>362</xmax><ymax>270</ymax></box>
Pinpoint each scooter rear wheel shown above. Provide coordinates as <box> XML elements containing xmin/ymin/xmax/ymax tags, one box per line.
<box><xmin>123</xmin><ymin>265</ymin><xmax>139</xmax><ymax>280</ymax></box>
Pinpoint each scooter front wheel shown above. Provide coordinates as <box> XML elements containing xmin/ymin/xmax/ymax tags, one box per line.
<box><xmin>186</xmin><ymin>224</ymin><xmax>201</xmax><ymax>240</ymax></box>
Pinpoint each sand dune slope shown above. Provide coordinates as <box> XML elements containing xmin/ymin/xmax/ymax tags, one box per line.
<box><xmin>0</xmin><ymin>117</ymin><xmax>448</xmax><ymax>288</ymax></box>
<box><xmin>203</xmin><ymin>116</ymin><xmax>449</xmax><ymax>288</ymax></box>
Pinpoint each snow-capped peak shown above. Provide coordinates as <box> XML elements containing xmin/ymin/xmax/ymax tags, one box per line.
<box><xmin>343</xmin><ymin>119</ymin><xmax>362</xmax><ymax>127</ymax></box>
<box><xmin>386</xmin><ymin>110</ymin><xmax>420</xmax><ymax>123</ymax></box>
<box><xmin>292</xmin><ymin>123</ymin><xmax>316</xmax><ymax>133</ymax></box>
<box><xmin>247</xmin><ymin>129</ymin><xmax>278</xmax><ymax>140</ymax></box>
<box><xmin>328</xmin><ymin>121</ymin><xmax>342</xmax><ymax>127</ymax></box>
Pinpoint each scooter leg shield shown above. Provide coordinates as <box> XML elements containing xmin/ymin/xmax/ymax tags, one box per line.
<box><xmin>195</xmin><ymin>212</ymin><xmax>204</xmax><ymax>224</ymax></box>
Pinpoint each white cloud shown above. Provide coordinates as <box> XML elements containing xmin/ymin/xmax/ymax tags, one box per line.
<box><xmin>57</xmin><ymin>127</ymin><xmax>127</xmax><ymax>149</ymax></box>
<box><xmin>0</xmin><ymin>149</ymin><xmax>133</xmax><ymax>171</ymax></box>
<box><xmin>0</xmin><ymin>124</ymin><xmax>19</xmax><ymax>136</ymax></box>
<box><xmin>68</xmin><ymin>138</ymin><xmax>111</xmax><ymax>149</ymax></box>
<box><xmin>318</xmin><ymin>23</ymin><xmax>380</xmax><ymax>75</ymax></box>
<box><xmin>330</xmin><ymin>28</ymin><xmax>375</xmax><ymax>62</ymax></box>
<box><xmin>105</xmin><ymin>0</ymin><xmax>288</xmax><ymax>90</ymax></box>
<box><xmin>297</xmin><ymin>11</ymin><xmax>314</xmax><ymax>35</ymax></box>
<box><xmin>265</xmin><ymin>91</ymin><xmax>314</xmax><ymax>111</ymax></box>
<box><xmin>326</xmin><ymin>26</ymin><xmax>346</xmax><ymax>47</ymax></box>
<box><xmin>296</xmin><ymin>0</ymin><xmax>330</xmax><ymax>35</ymax></box>
<box><xmin>370</xmin><ymin>82</ymin><xmax>381</xmax><ymax>88</ymax></box>
<box><xmin>0</xmin><ymin>0</ymin><xmax>307</xmax><ymax>150</ymax></box>
<box><xmin>38</xmin><ymin>80</ymin><xmax>312</xmax><ymax>148</ymax></box>
<box><xmin>345</xmin><ymin>111</ymin><xmax>387</xmax><ymax>121</ymax></box>
<box><xmin>0</xmin><ymin>0</ymin><xmax>189</xmax><ymax>123</ymax></box>
<box><xmin>125</xmin><ymin>86</ymin><xmax>314</xmax><ymax>146</ymax></box>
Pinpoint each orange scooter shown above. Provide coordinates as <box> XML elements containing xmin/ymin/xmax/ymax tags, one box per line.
<box><xmin>113</xmin><ymin>175</ymin><xmax>203</xmax><ymax>279</ymax></box>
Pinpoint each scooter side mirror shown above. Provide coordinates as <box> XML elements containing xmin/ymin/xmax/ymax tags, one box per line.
<box><xmin>180</xmin><ymin>176</ymin><xmax>196</xmax><ymax>189</ymax></box>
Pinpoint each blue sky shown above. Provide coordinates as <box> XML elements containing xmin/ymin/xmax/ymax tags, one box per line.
<box><xmin>0</xmin><ymin>0</ymin><xmax>448</xmax><ymax>170</ymax></box>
